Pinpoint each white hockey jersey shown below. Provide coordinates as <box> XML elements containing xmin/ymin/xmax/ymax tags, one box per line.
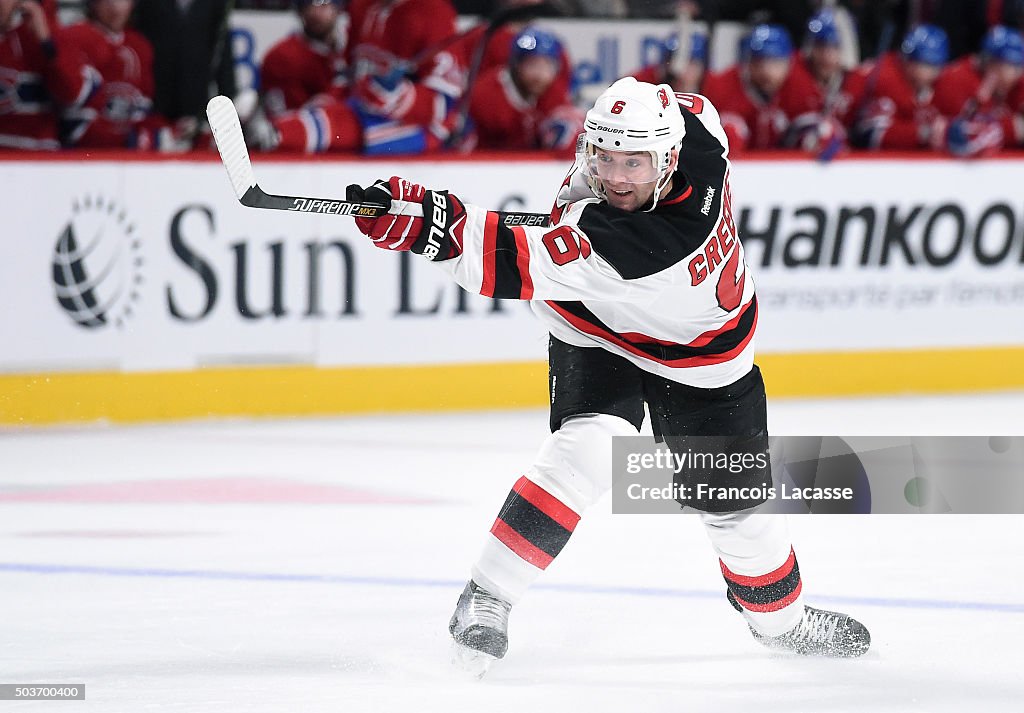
<box><xmin>435</xmin><ymin>93</ymin><xmax>756</xmax><ymax>389</ymax></box>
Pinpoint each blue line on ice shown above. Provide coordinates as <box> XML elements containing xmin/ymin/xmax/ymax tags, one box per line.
<box><xmin>1</xmin><ymin>562</ymin><xmax>1022</xmax><ymax>614</ymax></box>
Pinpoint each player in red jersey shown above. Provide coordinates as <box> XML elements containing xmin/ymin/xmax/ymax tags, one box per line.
<box><xmin>934</xmin><ymin>25</ymin><xmax>1024</xmax><ymax>156</ymax></box>
<box><xmin>853</xmin><ymin>25</ymin><xmax>951</xmax><ymax>151</ymax></box>
<box><xmin>631</xmin><ymin>31</ymin><xmax>708</xmax><ymax>93</ymax></box>
<box><xmin>702</xmin><ymin>24</ymin><xmax>813</xmax><ymax>151</ymax></box>
<box><xmin>347</xmin><ymin>0</ymin><xmax>464</xmax><ymax>152</ymax></box>
<box><xmin>469</xmin><ymin>27</ymin><xmax>581</xmax><ymax>151</ymax></box>
<box><xmin>249</xmin><ymin>0</ymin><xmax>362</xmax><ymax>154</ymax></box>
<box><xmin>346</xmin><ymin>78</ymin><xmax>871</xmax><ymax>671</ymax></box>
<box><xmin>452</xmin><ymin>1</ymin><xmax>572</xmax><ymax>117</ymax></box>
<box><xmin>0</xmin><ymin>0</ymin><xmax>95</xmax><ymax>150</ymax></box>
<box><xmin>783</xmin><ymin>10</ymin><xmax>868</xmax><ymax>155</ymax></box>
<box><xmin>260</xmin><ymin>0</ymin><xmax>348</xmax><ymax>118</ymax></box>
<box><xmin>250</xmin><ymin>0</ymin><xmax>465</xmax><ymax>155</ymax></box>
<box><xmin>61</xmin><ymin>0</ymin><xmax>183</xmax><ymax>150</ymax></box>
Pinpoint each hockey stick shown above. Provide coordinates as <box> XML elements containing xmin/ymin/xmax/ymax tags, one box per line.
<box><xmin>206</xmin><ymin>95</ymin><xmax>387</xmax><ymax>217</ymax></box>
<box><xmin>206</xmin><ymin>95</ymin><xmax>550</xmax><ymax>226</ymax></box>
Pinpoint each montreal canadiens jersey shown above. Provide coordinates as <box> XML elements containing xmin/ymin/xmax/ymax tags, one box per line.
<box><xmin>260</xmin><ymin>30</ymin><xmax>348</xmax><ymax>118</ymax></box>
<box><xmin>346</xmin><ymin>0</ymin><xmax>462</xmax><ymax>127</ymax></box>
<box><xmin>469</xmin><ymin>66</ymin><xmax>539</xmax><ymax>149</ymax></box>
<box><xmin>934</xmin><ymin>56</ymin><xmax>1024</xmax><ymax>146</ymax></box>
<box><xmin>857</xmin><ymin>52</ymin><xmax>945</xmax><ymax>149</ymax></box>
<box><xmin>435</xmin><ymin>93</ymin><xmax>757</xmax><ymax>388</ymax></box>
<box><xmin>60</xmin><ymin>22</ymin><xmax>155</xmax><ymax>147</ymax></box>
<box><xmin>0</xmin><ymin>20</ymin><xmax>95</xmax><ymax>150</ymax></box>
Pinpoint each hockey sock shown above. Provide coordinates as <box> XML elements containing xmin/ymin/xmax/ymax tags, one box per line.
<box><xmin>491</xmin><ymin>475</ymin><xmax>581</xmax><ymax>569</ymax></box>
<box><xmin>472</xmin><ymin>475</ymin><xmax>580</xmax><ymax>603</ymax></box>
<box><xmin>470</xmin><ymin>414</ymin><xmax>636</xmax><ymax>604</ymax></box>
<box><xmin>721</xmin><ymin>547</ymin><xmax>803</xmax><ymax>623</ymax></box>
<box><xmin>703</xmin><ymin>512</ymin><xmax>804</xmax><ymax>636</ymax></box>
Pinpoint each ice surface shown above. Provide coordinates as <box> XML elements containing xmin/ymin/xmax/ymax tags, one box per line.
<box><xmin>2</xmin><ymin>392</ymin><xmax>1023</xmax><ymax>712</ymax></box>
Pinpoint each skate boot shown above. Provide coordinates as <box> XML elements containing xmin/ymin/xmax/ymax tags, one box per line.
<box><xmin>449</xmin><ymin>580</ymin><xmax>511</xmax><ymax>676</ymax></box>
<box><xmin>729</xmin><ymin>590</ymin><xmax>870</xmax><ymax>657</ymax></box>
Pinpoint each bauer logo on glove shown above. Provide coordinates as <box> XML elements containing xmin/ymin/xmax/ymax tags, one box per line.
<box><xmin>347</xmin><ymin>176</ymin><xmax>466</xmax><ymax>261</ymax></box>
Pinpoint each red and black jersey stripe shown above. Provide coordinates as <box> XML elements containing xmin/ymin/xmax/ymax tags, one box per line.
<box><xmin>545</xmin><ymin>296</ymin><xmax>757</xmax><ymax>368</ymax></box>
<box><xmin>721</xmin><ymin>548</ymin><xmax>803</xmax><ymax>613</ymax></box>
<box><xmin>490</xmin><ymin>476</ymin><xmax>580</xmax><ymax>569</ymax></box>
<box><xmin>480</xmin><ymin>213</ymin><xmax>533</xmax><ymax>300</ymax></box>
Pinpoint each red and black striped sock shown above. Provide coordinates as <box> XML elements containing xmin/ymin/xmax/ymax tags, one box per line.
<box><xmin>721</xmin><ymin>547</ymin><xmax>803</xmax><ymax>613</ymax></box>
<box><xmin>489</xmin><ymin>476</ymin><xmax>581</xmax><ymax>569</ymax></box>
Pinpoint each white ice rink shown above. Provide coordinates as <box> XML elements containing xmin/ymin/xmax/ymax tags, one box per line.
<box><xmin>2</xmin><ymin>392</ymin><xmax>1024</xmax><ymax>712</ymax></box>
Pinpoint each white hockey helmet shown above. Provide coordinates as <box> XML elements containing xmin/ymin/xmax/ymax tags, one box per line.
<box><xmin>582</xmin><ymin>77</ymin><xmax>686</xmax><ymax>210</ymax></box>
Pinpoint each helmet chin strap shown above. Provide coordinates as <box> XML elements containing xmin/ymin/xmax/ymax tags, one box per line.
<box><xmin>645</xmin><ymin>168</ymin><xmax>673</xmax><ymax>212</ymax></box>
<box><xmin>644</xmin><ymin>144</ymin><xmax>681</xmax><ymax>212</ymax></box>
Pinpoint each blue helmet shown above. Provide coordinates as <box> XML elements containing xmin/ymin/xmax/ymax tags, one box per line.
<box><xmin>901</xmin><ymin>25</ymin><xmax>950</xmax><ymax>65</ymax></box>
<box><xmin>663</xmin><ymin>32</ymin><xmax>709</xmax><ymax>63</ymax></box>
<box><xmin>981</xmin><ymin>25</ymin><xmax>1024</xmax><ymax>66</ymax></box>
<box><xmin>745</xmin><ymin>24</ymin><xmax>794</xmax><ymax>60</ymax></box>
<box><xmin>806</xmin><ymin>10</ymin><xmax>840</xmax><ymax>46</ymax></box>
<box><xmin>511</xmin><ymin>27</ymin><xmax>563</xmax><ymax>67</ymax></box>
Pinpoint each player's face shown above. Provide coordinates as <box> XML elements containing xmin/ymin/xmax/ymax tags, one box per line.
<box><xmin>748</xmin><ymin>57</ymin><xmax>790</xmax><ymax>96</ymax></box>
<box><xmin>591</xmin><ymin>148</ymin><xmax>673</xmax><ymax>212</ymax></box>
<box><xmin>904</xmin><ymin>61</ymin><xmax>941</xmax><ymax>90</ymax></box>
<box><xmin>513</xmin><ymin>55</ymin><xmax>558</xmax><ymax>99</ymax></box>
<box><xmin>92</xmin><ymin>0</ymin><xmax>133</xmax><ymax>33</ymax></box>
<box><xmin>809</xmin><ymin>45</ymin><xmax>842</xmax><ymax>82</ymax></box>
<box><xmin>987</xmin><ymin>61</ymin><xmax>1024</xmax><ymax>96</ymax></box>
<box><xmin>301</xmin><ymin>0</ymin><xmax>339</xmax><ymax>42</ymax></box>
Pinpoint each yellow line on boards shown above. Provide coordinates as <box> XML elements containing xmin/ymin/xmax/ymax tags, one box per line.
<box><xmin>1</xmin><ymin>346</ymin><xmax>1022</xmax><ymax>425</ymax></box>
<box><xmin>758</xmin><ymin>346</ymin><xmax>1024</xmax><ymax>397</ymax></box>
<box><xmin>0</xmin><ymin>362</ymin><xmax>548</xmax><ymax>425</ymax></box>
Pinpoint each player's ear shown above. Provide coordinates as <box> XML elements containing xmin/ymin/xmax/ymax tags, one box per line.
<box><xmin>668</xmin><ymin>148</ymin><xmax>680</xmax><ymax>173</ymax></box>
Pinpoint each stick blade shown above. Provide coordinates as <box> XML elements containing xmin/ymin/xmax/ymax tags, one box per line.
<box><xmin>206</xmin><ymin>95</ymin><xmax>256</xmax><ymax>201</ymax></box>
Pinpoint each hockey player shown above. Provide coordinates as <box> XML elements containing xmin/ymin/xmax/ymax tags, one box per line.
<box><xmin>701</xmin><ymin>24</ymin><xmax>811</xmax><ymax>151</ymax></box>
<box><xmin>934</xmin><ymin>25</ymin><xmax>1024</xmax><ymax>157</ymax></box>
<box><xmin>469</xmin><ymin>27</ymin><xmax>582</xmax><ymax>152</ymax></box>
<box><xmin>783</xmin><ymin>10</ymin><xmax>867</xmax><ymax>154</ymax></box>
<box><xmin>61</xmin><ymin>0</ymin><xmax>184</xmax><ymax>150</ymax></box>
<box><xmin>631</xmin><ymin>32</ymin><xmax>708</xmax><ymax>94</ymax></box>
<box><xmin>260</xmin><ymin>0</ymin><xmax>348</xmax><ymax>119</ymax></box>
<box><xmin>853</xmin><ymin>25</ymin><xmax>951</xmax><ymax>151</ymax></box>
<box><xmin>248</xmin><ymin>0</ymin><xmax>361</xmax><ymax>154</ymax></box>
<box><xmin>346</xmin><ymin>0</ymin><xmax>464</xmax><ymax>153</ymax></box>
<box><xmin>346</xmin><ymin>77</ymin><xmax>871</xmax><ymax>668</ymax></box>
<box><xmin>0</xmin><ymin>0</ymin><xmax>95</xmax><ymax>149</ymax></box>
<box><xmin>250</xmin><ymin>0</ymin><xmax>465</xmax><ymax>155</ymax></box>
<box><xmin>452</xmin><ymin>0</ymin><xmax>572</xmax><ymax>118</ymax></box>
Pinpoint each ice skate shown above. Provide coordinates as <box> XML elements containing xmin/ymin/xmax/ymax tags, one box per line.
<box><xmin>747</xmin><ymin>602</ymin><xmax>871</xmax><ymax>658</ymax></box>
<box><xmin>448</xmin><ymin>580</ymin><xmax>511</xmax><ymax>677</ymax></box>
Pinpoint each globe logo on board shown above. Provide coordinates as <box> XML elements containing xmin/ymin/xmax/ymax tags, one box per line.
<box><xmin>52</xmin><ymin>196</ymin><xmax>143</xmax><ymax>329</ymax></box>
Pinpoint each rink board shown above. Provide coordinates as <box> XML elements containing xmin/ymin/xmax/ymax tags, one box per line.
<box><xmin>1</xmin><ymin>153</ymin><xmax>1023</xmax><ymax>423</ymax></box>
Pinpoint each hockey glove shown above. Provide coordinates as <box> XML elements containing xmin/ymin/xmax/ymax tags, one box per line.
<box><xmin>347</xmin><ymin>176</ymin><xmax>465</xmax><ymax>261</ymax></box>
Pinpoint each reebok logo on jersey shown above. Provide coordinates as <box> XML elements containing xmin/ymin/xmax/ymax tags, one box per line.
<box><xmin>701</xmin><ymin>186</ymin><xmax>716</xmax><ymax>216</ymax></box>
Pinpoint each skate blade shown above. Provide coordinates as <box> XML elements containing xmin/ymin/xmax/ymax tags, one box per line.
<box><xmin>450</xmin><ymin>641</ymin><xmax>498</xmax><ymax>679</ymax></box>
